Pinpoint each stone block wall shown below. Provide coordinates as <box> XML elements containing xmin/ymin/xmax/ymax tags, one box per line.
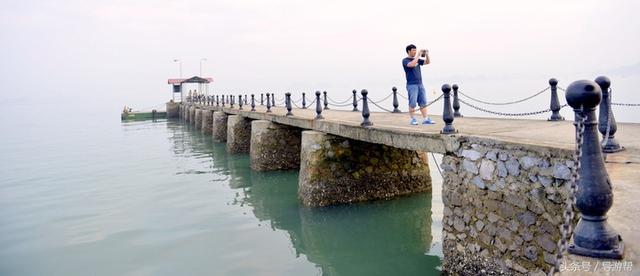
<box><xmin>250</xmin><ymin>120</ymin><xmax>302</xmax><ymax>171</ymax></box>
<box><xmin>440</xmin><ymin>138</ymin><xmax>577</xmax><ymax>275</ymax></box>
<box><xmin>298</xmin><ymin>131</ymin><xmax>432</xmax><ymax>207</ymax></box>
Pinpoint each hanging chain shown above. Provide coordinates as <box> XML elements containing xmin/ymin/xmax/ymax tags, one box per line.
<box><xmin>457</xmin><ymin>87</ymin><xmax>550</xmax><ymax>106</ymax></box>
<box><xmin>611</xmin><ymin>102</ymin><xmax>640</xmax><ymax>106</ymax></box>
<box><xmin>458</xmin><ymin>98</ymin><xmax>565</xmax><ymax>117</ymax></box>
<box><xmin>372</xmin><ymin>92</ymin><xmax>394</xmax><ymax>104</ymax></box>
<box><xmin>550</xmin><ymin>112</ymin><xmax>586</xmax><ymax>276</ymax></box>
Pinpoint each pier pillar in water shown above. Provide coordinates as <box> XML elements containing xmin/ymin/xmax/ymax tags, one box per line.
<box><xmin>201</xmin><ymin>109</ymin><xmax>213</xmax><ymax>135</ymax></box>
<box><xmin>250</xmin><ymin>120</ymin><xmax>302</xmax><ymax>171</ymax></box>
<box><xmin>298</xmin><ymin>131</ymin><xmax>431</xmax><ymax>207</ymax></box>
<box><xmin>194</xmin><ymin>108</ymin><xmax>203</xmax><ymax>129</ymax></box>
<box><xmin>189</xmin><ymin>106</ymin><xmax>196</xmax><ymax>124</ymax></box>
<box><xmin>166</xmin><ymin>101</ymin><xmax>179</xmax><ymax>119</ymax></box>
<box><xmin>226</xmin><ymin>115</ymin><xmax>251</xmax><ymax>153</ymax></box>
<box><xmin>212</xmin><ymin>111</ymin><xmax>228</xmax><ymax>142</ymax></box>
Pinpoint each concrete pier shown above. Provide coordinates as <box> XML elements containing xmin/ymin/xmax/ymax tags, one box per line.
<box><xmin>226</xmin><ymin>115</ymin><xmax>251</xmax><ymax>153</ymax></box>
<box><xmin>298</xmin><ymin>131</ymin><xmax>432</xmax><ymax>207</ymax></box>
<box><xmin>201</xmin><ymin>109</ymin><xmax>213</xmax><ymax>135</ymax></box>
<box><xmin>166</xmin><ymin>101</ymin><xmax>179</xmax><ymax>119</ymax></box>
<box><xmin>189</xmin><ymin>106</ymin><xmax>196</xmax><ymax>125</ymax></box>
<box><xmin>212</xmin><ymin>111</ymin><xmax>228</xmax><ymax>142</ymax></box>
<box><xmin>250</xmin><ymin>120</ymin><xmax>302</xmax><ymax>171</ymax></box>
<box><xmin>194</xmin><ymin>108</ymin><xmax>203</xmax><ymax>129</ymax></box>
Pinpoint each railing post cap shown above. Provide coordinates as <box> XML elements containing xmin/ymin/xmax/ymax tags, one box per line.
<box><xmin>549</xmin><ymin>78</ymin><xmax>558</xmax><ymax>86</ymax></box>
<box><xmin>452</xmin><ymin>84</ymin><xmax>459</xmax><ymax>90</ymax></box>
<box><xmin>285</xmin><ymin>92</ymin><xmax>291</xmax><ymax>96</ymax></box>
<box><xmin>392</xmin><ymin>87</ymin><xmax>397</xmax><ymax>92</ymax></box>
<box><xmin>315</xmin><ymin>91</ymin><xmax>321</xmax><ymax>95</ymax></box>
<box><xmin>441</xmin><ymin>84</ymin><xmax>451</xmax><ymax>93</ymax></box>
<box><xmin>352</xmin><ymin>89</ymin><xmax>357</xmax><ymax>93</ymax></box>
<box><xmin>361</xmin><ymin>89</ymin><xmax>368</xmax><ymax>95</ymax></box>
<box><xmin>323</xmin><ymin>91</ymin><xmax>327</xmax><ymax>94</ymax></box>
<box><xmin>566</xmin><ymin>80</ymin><xmax>602</xmax><ymax>110</ymax></box>
<box><xmin>594</xmin><ymin>76</ymin><xmax>611</xmax><ymax>89</ymax></box>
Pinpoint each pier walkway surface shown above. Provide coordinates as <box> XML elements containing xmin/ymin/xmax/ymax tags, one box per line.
<box><xmin>200</xmin><ymin>104</ymin><xmax>639</xmax><ymax>275</ymax></box>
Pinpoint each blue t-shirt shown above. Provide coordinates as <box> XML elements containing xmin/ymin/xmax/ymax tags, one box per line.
<box><xmin>402</xmin><ymin>58</ymin><xmax>425</xmax><ymax>85</ymax></box>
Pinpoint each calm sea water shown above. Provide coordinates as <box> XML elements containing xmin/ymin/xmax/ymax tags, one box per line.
<box><xmin>0</xmin><ymin>102</ymin><xmax>443</xmax><ymax>276</ymax></box>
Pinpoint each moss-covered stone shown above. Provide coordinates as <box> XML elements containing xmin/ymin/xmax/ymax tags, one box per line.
<box><xmin>298</xmin><ymin>131</ymin><xmax>431</xmax><ymax>207</ymax></box>
<box><xmin>227</xmin><ymin>115</ymin><xmax>251</xmax><ymax>154</ymax></box>
<box><xmin>250</xmin><ymin>120</ymin><xmax>302</xmax><ymax>171</ymax></box>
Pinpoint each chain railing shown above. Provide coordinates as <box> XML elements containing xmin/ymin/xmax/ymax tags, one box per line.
<box><xmin>551</xmin><ymin>111</ymin><xmax>586</xmax><ymax>276</ymax></box>
<box><xmin>458</xmin><ymin>87</ymin><xmax>550</xmax><ymax>106</ymax></box>
<box><xmin>458</xmin><ymin>97</ymin><xmax>567</xmax><ymax>117</ymax></box>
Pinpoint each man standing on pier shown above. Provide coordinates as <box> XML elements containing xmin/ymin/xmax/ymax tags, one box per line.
<box><xmin>402</xmin><ymin>44</ymin><xmax>434</xmax><ymax>125</ymax></box>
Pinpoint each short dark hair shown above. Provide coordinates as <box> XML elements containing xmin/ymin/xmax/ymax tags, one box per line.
<box><xmin>406</xmin><ymin>44</ymin><xmax>416</xmax><ymax>53</ymax></box>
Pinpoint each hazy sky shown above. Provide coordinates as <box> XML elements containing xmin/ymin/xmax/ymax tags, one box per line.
<box><xmin>1</xmin><ymin>0</ymin><xmax>639</xmax><ymax>121</ymax></box>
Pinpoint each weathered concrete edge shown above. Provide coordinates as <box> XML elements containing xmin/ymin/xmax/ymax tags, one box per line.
<box><xmin>199</xmin><ymin>105</ymin><xmax>574</xmax><ymax>157</ymax></box>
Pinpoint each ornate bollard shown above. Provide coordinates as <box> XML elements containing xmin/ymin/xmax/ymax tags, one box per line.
<box><xmin>266</xmin><ymin>93</ymin><xmax>272</xmax><ymax>113</ymax></box>
<box><xmin>302</xmin><ymin>92</ymin><xmax>307</xmax><ymax>109</ymax></box>
<box><xmin>285</xmin><ymin>92</ymin><xmax>293</xmax><ymax>116</ymax></box>
<box><xmin>244</xmin><ymin>94</ymin><xmax>248</xmax><ymax>105</ymax></box>
<box><xmin>251</xmin><ymin>94</ymin><xmax>256</xmax><ymax>111</ymax></box>
<box><xmin>231</xmin><ymin>95</ymin><xmax>235</xmax><ymax>108</ymax></box>
<box><xmin>565</xmin><ymin>80</ymin><xmax>624</xmax><ymax>259</ymax></box>
<box><xmin>548</xmin><ymin>78</ymin><xmax>564</xmax><ymax>121</ymax></box>
<box><xmin>595</xmin><ymin>76</ymin><xmax>623</xmax><ymax>153</ymax></box>
<box><xmin>392</xmin><ymin>87</ymin><xmax>401</xmax><ymax>113</ymax></box>
<box><xmin>314</xmin><ymin>91</ymin><xmax>323</xmax><ymax>119</ymax></box>
<box><xmin>452</xmin><ymin>84</ymin><xmax>463</xmax><ymax>117</ymax></box>
<box><xmin>352</xmin><ymin>89</ymin><xmax>359</xmax><ymax>112</ymax></box>
<box><xmin>441</xmin><ymin>84</ymin><xmax>457</xmax><ymax>134</ymax></box>
<box><xmin>323</xmin><ymin>91</ymin><xmax>330</xmax><ymax>110</ymax></box>
<box><xmin>360</xmin><ymin>89</ymin><xmax>373</xmax><ymax>127</ymax></box>
<box><xmin>271</xmin><ymin>93</ymin><xmax>275</xmax><ymax>107</ymax></box>
<box><xmin>261</xmin><ymin>93</ymin><xmax>264</xmax><ymax>106</ymax></box>
<box><xmin>238</xmin><ymin>95</ymin><xmax>243</xmax><ymax>110</ymax></box>
<box><xmin>216</xmin><ymin>95</ymin><xmax>220</xmax><ymax>106</ymax></box>
<box><xmin>221</xmin><ymin>95</ymin><xmax>225</xmax><ymax>107</ymax></box>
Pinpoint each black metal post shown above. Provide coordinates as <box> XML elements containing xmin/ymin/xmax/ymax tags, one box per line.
<box><xmin>566</xmin><ymin>79</ymin><xmax>624</xmax><ymax>259</ymax></box>
<box><xmin>323</xmin><ymin>91</ymin><xmax>329</xmax><ymax>110</ymax></box>
<box><xmin>251</xmin><ymin>94</ymin><xmax>256</xmax><ymax>111</ymax></box>
<box><xmin>231</xmin><ymin>95</ymin><xmax>234</xmax><ymax>108</ymax></box>
<box><xmin>266</xmin><ymin>93</ymin><xmax>272</xmax><ymax>113</ymax></box>
<box><xmin>244</xmin><ymin>94</ymin><xmax>248</xmax><ymax>105</ymax></box>
<box><xmin>360</xmin><ymin>89</ymin><xmax>373</xmax><ymax>127</ymax></box>
<box><xmin>595</xmin><ymin>76</ymin><xmax>623</xmax><ymax>153</ymax></box>
<box><xmin>315</xmin><ymin>91</ymin><xmax>323</xmax><ymax>119</ymax></box>
<box><xmin>261</xmin><ymin>93</ymin><xmax>264</xmax><ymax>106</ymax></box>
<box><xmin>441</xmin><ymin>84</ymin><xmax>457</xmax><ymax>134</ymax></box>
<box><xmin>238</xmin><ymin>94</ymin><xmax>243</xmax><ymax>110</ymax></box>
<box><xmin>548</xmin><ymin>78</ymin><xmax>564</xmax><ymax>121</ymax></box>
<box><xmin>452</xmin><ymin>84</ymin><xmax>463</xmax><ymax>117</ymax></box>
<box><xmin>352</xmin><ymin>89</ymin><xmax>359</xmax><ymax>112</ymax></box>
<box><xmin>221</xmin><ymin>95</ymin><xmax>225</xmax><ymax>107</ymax></box>
<box><xmin>216</xmin><ymin>95</ymin><xmax>219</xmax><ymax>106</ymax></box>
<box><xmin>286</xmin><ymin>93</ymin><xmax>293</xmax><ymax>116</ymax></box>
<box><xmin>302</xmin><ymin>92</ymin><xmax>307</xmax><ymax>109</ymax></box>
<box><xmin>392</xmin><ymin>87</ymin><xmax>401</xmax><ymax>113</ymax></box>
<box><xmin>271</xmin><ymin>93</ymin><xmax>275</xmax><ymax>107</ymax></box>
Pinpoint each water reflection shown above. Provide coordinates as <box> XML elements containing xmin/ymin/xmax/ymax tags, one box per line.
<box><xmin>170</xmin><ymin>121</ymin><xmax>442</xmax><ymax>276</ymax></box>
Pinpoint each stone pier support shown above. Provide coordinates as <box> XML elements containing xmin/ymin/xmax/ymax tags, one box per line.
<box><xmin>194</xmin><ymin>108</ymin><xmax>203</xmax><ymax>129</ymax></box>
<box><xmin>226</xmin><ymin>115</ymin><xmax>251</xmax><ymax>153</ymax></box>
<box><xmin>201</xmin><ymin>109</ymin><xmax>213</xmax><ymax>135</ymax></box>
<box><xmin>298</xmin><ymin>131</ymin><xmax>432</xmax><ymax>207</ymax></box>
<box><xmin>250</xmin><ymin>120</ymin><xmax>302</xmax><ymax>171</ymax></box>
<box><xmin>189</xmin><ymin>106</ymin><xmax>196</xmax><ymax>125</ymax></box>
<box><xmin>166</xmin><ymin>101</ymin><xmax>179</xmax><ymax>119</ymax></box>
<box><xmin>212</xmin><ymin>111</ymin><xmax>228</xmax><ymax>142</ymax></box>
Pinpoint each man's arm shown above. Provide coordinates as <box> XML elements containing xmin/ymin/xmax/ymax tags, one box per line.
<box><xmin>406</xmin><ymin>55</ymin><xmax>420</xmax><ymax>68</ymax></box>
<box><xmin>420</xmin><ymin>50</ymin><xmax>430</xmax><ymax>65</ymax></box>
